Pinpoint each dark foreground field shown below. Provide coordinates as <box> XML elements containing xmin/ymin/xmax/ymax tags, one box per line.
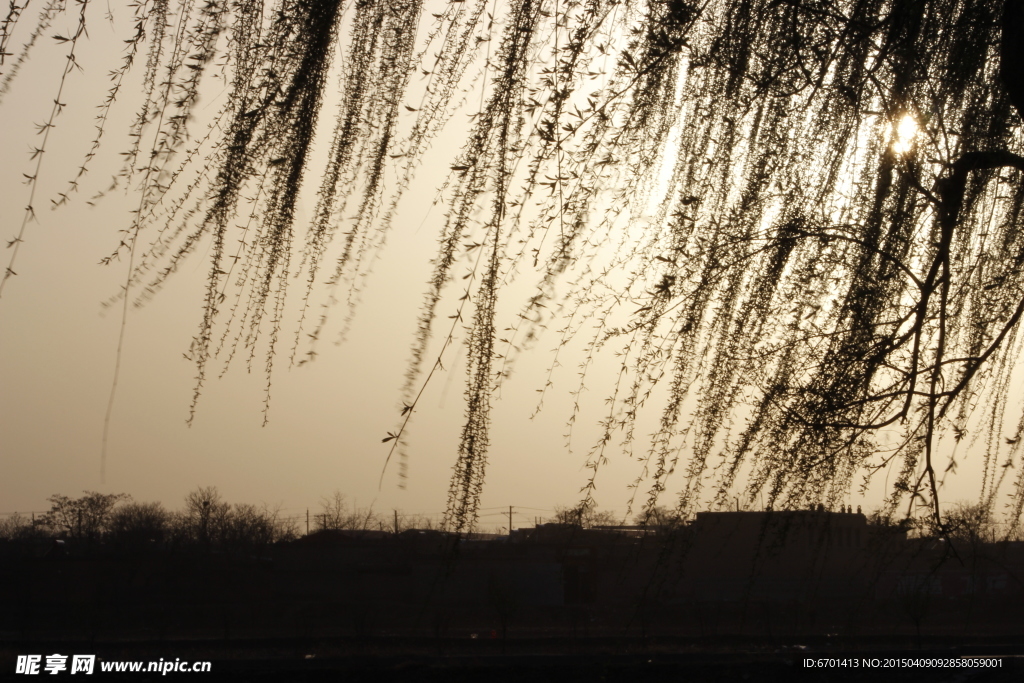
<box><xmin>4</xmin><ymin>517</ymin><xmax>1024</xmax><ymax>680</ymax></box>
<box><xmin>3</xmin><ymin>636</ymin><xmax>1024</xmax><ymax>682</ymax></box>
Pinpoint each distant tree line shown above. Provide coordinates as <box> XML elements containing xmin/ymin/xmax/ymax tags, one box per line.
<box><xmin>0</xmin><ymin>487</ymin><xmax>448</xmax><ymax>550</ymax></box>
<box><xmin>0</xmin><ymin>487</ymin><xmax>298</xmax><ymax>552</ymax></box>
<box><xmin>1</xmin><ymin>490</ymin><xmax>1013</xmax><ymax>549</ymax></box>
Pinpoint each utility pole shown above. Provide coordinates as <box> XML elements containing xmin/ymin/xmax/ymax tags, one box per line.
<box><xmin>508</xmin><ymin>505</ymin><xmax>513</xmax><ymax>534</ymax></box>
<box><xmin>305</xmin><ymin>509</ymin><xmax>309</xmax><ymax>536</ymax></box>
<box><xmin>394</xmin><ymin>510</ymin><xmax>399</xmax><ymax>535</ymax></box>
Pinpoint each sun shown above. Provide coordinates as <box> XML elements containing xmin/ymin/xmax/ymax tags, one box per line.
<box><xmin>891</xmin><ymin>113</ymin><xmax>919</xmax><ymax>155</ymax></box>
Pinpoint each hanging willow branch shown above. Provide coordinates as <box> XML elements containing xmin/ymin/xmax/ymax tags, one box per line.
<box><xmin>3</xmin><ymin>0</ymin><xmax>1024</xmax><ymax>534</ymax></box>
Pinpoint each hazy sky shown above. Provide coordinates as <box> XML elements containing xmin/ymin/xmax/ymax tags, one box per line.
<box><xmin>0</xmin><ymin>2</ymin><xmax>994</xmax><ymax>530</ymax></box>
<box><xmin>0</xmin><ymin>4</ymin><xmax>652</xmax><ymax>530</ymax></box>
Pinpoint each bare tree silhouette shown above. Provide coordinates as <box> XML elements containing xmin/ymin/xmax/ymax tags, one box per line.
<box><xmin>3</xmin><ymin>0</ymin><xmax>1024</xmax><ymax>533</ymax></box>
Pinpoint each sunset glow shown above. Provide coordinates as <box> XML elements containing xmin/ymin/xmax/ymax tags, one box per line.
<box><xmin>892</xmin><ymin>113</ymin><xmax>919</xmax><ymax>155</ymax></box>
